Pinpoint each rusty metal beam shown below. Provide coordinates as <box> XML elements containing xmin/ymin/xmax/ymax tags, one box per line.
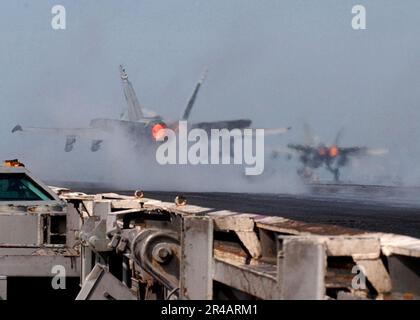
<box><xmin>213</xmin><ymin>257</ymin><xmax>279</xmax><ymax>299</ymax></box>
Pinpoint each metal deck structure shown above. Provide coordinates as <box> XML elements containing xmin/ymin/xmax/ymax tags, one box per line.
<box><xmin>0</xmin><ymin>166</ymin><xmax>79</xmax><ymax>300</ymax></box>
<box><xmin>0</xmin><ymin>164</ymin><xmax>418</xmax><ymax>300</ymax></box>
<box><xmin>55</xmin><ymin>188</ymin><xmax>420</xmax><ymax>300</ymax></box>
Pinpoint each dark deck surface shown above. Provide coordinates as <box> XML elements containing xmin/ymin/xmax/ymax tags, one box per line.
<box><xmin>56</xmin><ymin>182</ymin><xmax>420</xmax><ymax>238</ymax></box>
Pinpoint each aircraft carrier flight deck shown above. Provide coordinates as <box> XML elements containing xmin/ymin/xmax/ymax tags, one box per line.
<box><xmin>63</xmin><ymin>183</ymin><xmax>420</xmax><ymax>239</ymax></box>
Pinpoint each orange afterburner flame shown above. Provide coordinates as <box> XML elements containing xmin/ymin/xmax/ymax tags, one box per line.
<box><xmin>329</xmin><ymin>146</ymin><xmax>339</xmax><ymax>157</ymax></box>
<box><xmin>151</xmin><ymin>123</ymin><xmax>167</xmax><ymax>141</ymax></box>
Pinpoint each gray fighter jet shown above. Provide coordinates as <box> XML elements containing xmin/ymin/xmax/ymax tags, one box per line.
<box><xmin>272</xmin><ymin>125</ymin><xmax>388</xmax><ymax>181</ymax></box>
<box><xmin>12</xmin><ymin>65</ymin><xmax>290</xmax><ymax>152</ymax></box>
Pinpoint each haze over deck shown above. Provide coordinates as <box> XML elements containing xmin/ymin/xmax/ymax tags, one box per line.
<box><xmin>1</xmin><ymin>1</ymin><xmax>420</xmax><ymax>188</ymax></box>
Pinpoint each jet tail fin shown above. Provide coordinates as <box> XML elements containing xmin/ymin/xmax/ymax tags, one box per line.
<box><xmin>181</xmin><ymin>68</ymin><xmax>208</xmax><ymax>121</ymax></box>
<box><xmin>334</xmin><ymin>127</ymin><xmax>345</xmax><ymax>146</ymax></box>
<box><xmin>120</xmin><ymin>65</ymin><xmax>144</xmax><ymax>121</ymax></box>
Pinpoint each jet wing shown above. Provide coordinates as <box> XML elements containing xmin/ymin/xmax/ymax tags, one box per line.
<box><xmin>12</xmin><ymin>124</ymin><xmax>102</xmax><ymax>138</ymax></box>
<box><xmin>191</xmin><ymin>119</ymin><xmax>252</xmax><ymax>131</ymax></box>
<box><xmin>191</xmin><ymin>120</ymin><xmax>291</xmax><ymax>137</ymax></box>
<box><xmin>338</xmin><ymin>147</ymin><xmax>364</xmax><ymax>155</ymax></box>
<box><xmin>12</xmin><ymin>124</ymin><xmax>107</xmax><ymax>152</ymax></box>
<box><xmin>287</xmin><ymin>144</ymin><xmax>314</xmax><ymax>153</ymax></box>
<box><xmin>339</xmin><ymin>147</ymin><xmax>388</xmax><ymax>156</ymax></box>
<box><xmin>263</xmin><ymin>127</ymin><xmax>292</xmax><ymax>136</ymax></box>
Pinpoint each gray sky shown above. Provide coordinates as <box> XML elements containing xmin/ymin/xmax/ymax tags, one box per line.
<box><xmin>1</xmin><ymin>1</ymin><xmax>420</xmax><ymax>188</ymax></box>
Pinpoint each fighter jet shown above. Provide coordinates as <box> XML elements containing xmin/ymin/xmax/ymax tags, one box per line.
<box><xmin>271</xmin><ymin>125</ymin><xmax>388</xmax><ymax>182</ymax></box>
<box><xmin>12</xmin><ymin>65</ymin><xmax>291</xmax><ymax>152</ymax></box>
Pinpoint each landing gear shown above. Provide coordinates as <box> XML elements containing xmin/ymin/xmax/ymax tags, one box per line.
<box><xmin>333</xmin><ymin>169</ymin><xmax>340</xmax><ymax>182</ymax></box>
<box><xmin>326</xmin><ymin>166</ymin><xmax>340</xmax><ymax>182</ymax></box>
